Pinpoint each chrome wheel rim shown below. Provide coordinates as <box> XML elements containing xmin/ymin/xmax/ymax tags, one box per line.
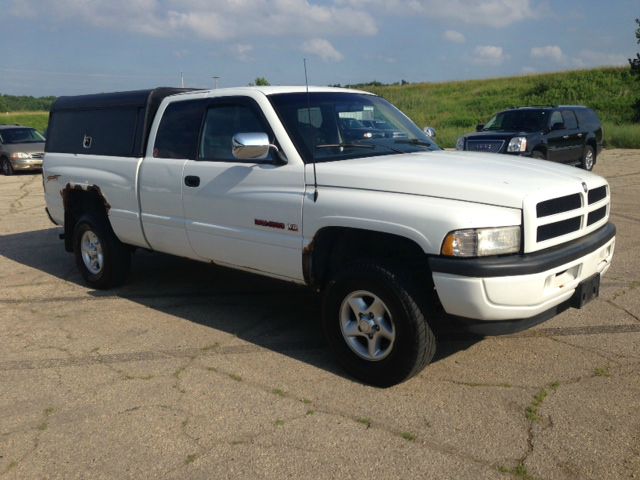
<box><xmin>81</xmin><ymin>230</ymin><xmax>104</xmax><ymax>275</ymax></box>
<box><xmin>339</xmin><ymin>290</ymin><xmax>395</xmax><ymax>361</ymax></box>
<box><xmin>584</xmin><ymin>149</ymin><xmax>594</xmax><ymax>170</ymax></box>
<box><xmin>1</xmin><ymin>160</ymin><xmax>8</xmax><ymax>175</ymax></box>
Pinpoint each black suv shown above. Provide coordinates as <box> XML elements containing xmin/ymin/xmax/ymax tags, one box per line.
<box><xmin>456</xmin><ymin>106</ymin><xmax>603</xmax><ymax>170</ymax></box>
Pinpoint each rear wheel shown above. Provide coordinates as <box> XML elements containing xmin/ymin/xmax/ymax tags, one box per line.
<box><xmin>322</xmin><ymin>262</ymin><xmax>436</xmax><ymax>387</ymax></box>
<box><xmin>1</xmin><ymin>157</ymin><xmax>13</xmax><ymax>176</ymax></box>
<box><xmin>73</xmin><ymin>213</ymin><xmax>131</xmax><ymax>289</ymax></box>
<box><xmin>581</xmin><ymin>145</ymin><xmax>595</xmax><ymax>171</ymax></box>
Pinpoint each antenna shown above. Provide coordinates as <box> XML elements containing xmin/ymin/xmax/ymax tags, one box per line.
<box><xmin>304</xmin><ymin>58</ymin><xmax>319</xmax><ymax>203</ymax></box>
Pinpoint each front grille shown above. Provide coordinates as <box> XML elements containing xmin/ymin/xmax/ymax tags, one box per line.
<box><xmin>528</xmin><ymin>183</ymin><xmax>610</xmax><ymax>249</ymax></box>
<box><xmin>466</xmin><ymin>140</ymin><xmax>504</xmax><ymax>153</ymax></box>
<box><xmin>30</xmin><ymin>152</ymin><xmax>44</xmax><ymax>159</ymax></box>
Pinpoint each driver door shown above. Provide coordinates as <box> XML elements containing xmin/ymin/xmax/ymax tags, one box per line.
<box><xmin>181</xmin><ymin>96</ymin><xmax>305</xmax><ymax>282</ymax></box>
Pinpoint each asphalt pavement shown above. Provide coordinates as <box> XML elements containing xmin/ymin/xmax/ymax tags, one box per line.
<box><xmin>1</xmin><ymin>150</ymin><xmax>639</xmax><ymax>479</ymax></box>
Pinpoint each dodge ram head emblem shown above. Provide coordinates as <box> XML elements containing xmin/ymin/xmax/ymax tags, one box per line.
<box><xmin>582</xmin><ymin>182</ymin><xmax>588</xmax><ymax>193</ymax></box>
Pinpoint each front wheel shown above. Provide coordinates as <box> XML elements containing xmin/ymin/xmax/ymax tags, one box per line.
<box><xmin>322</xmin><ymin>262</ymin><xmax>436</xmax><ymax>387</ymax></box>
<box><xmin>581</xmin><ymin>145</ymin><xmax>595</xmax><ymax>171</ymax></box>
<box><xmin>73</xmin><ymin>213</ymin><xmax>131</xmax><ymax>289</ymax></box>
<box><xmin>1</xmin><ymin>157</ymin><xmax>14</xmax><ymax>176</ymax></box>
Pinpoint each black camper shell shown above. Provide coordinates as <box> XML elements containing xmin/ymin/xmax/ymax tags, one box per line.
<box><xmin>46</xmin><ymin>88</ymin><xmax>201</xmax><ymax>157</ymax></box>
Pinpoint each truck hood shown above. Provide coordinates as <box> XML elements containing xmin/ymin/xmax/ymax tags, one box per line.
<box><xmin>311</xmin><ymin>150</ymin><xmax>603</xmax><ymax>209</ymax></box>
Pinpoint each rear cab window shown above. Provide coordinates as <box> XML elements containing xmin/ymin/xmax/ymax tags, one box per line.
<box><xmin>153</xmin><ymin>100</ymin><xmax>205</xmax><ymax>159</ymax></box>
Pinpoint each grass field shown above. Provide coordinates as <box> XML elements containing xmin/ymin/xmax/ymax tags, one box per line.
<box><xmin>2</xmin><ymin>67</ymin><xmax>639</xmax><ymax>148</ymax></box>
<box><xmin>1</xmin><ymin>111</ymin><xmax>49</xmax><ymax>134</ymax></box>
<box><xmin>366</xmin><ymin>67</ymin><xmax>640</xmax><ymax>148</ymax></box>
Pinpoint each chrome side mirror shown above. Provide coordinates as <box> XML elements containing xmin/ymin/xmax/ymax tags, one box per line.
<box><xmin>232</xmin><ymin>132</ymin><xmax>273</xmax><ymax>161</ymax></box>
<box><xmin>423</xmin><ymin>126</ymin><xmax>436</xmax><ymax>138</ymax></box>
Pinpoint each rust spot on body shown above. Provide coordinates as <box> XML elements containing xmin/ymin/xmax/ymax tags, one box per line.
<box><xmin>60</xmin><ymin>183</ymin><xmax>111</xmax><ymax>213</ymax></box>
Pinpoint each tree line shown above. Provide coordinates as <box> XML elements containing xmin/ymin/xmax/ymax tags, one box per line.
<box><xmin>0</xmin><ymin>94</ymin><xmax>56</xmax><ymax>113</ymax></box>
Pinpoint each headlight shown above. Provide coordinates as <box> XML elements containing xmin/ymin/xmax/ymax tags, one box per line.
<box><xmin>441</xmin><ymin>226</ymin><xmax>521</xmax><ymax>257</ymax></box>
<box><xmin>507</xmin><ymin>137</ymin><xmax>527</xmax><ymax>153</ymax></box>
<box><xmin>10</xmin><ymin>152</ymin><xmax>30</xmax><ymax>159</ymax></box>
<box><xmin>456</xmin><ymin>137</ymin><xmax>465</xmax><ymax>150</ymax></box>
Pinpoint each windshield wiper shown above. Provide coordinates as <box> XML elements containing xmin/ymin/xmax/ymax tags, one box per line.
<box><xmin>393</xmin><ymin>138</ymin><xmax>433</xmax><ymax>148</ymax></box>
<box><xmin>316</xmin><ymin>143</ymin><xmax>375</xmax><ymax>150</ymax></box>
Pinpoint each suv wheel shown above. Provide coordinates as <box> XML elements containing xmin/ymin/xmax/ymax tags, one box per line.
<box><xmin>581</xmin><ymin>145</ymin><xmax>595</xmax><ymax>171</ymax></box>
<box><xmin>1</xmin><ymin>157</ymin><xmax>13</xmax><ymax>176</ymax></box>
<box><xmin>531</xmin><ymin>150</ymin><xmax>546</xmax><ymax>160</ymax></box>
<box><xmin>73</xmin><ymin>213</ymin><xmax>131</xmax><ymax>289</ymax></box>
<box><xmin>322</xmin><ymin>261</ymin><xmax>436</xmax><ymax>387</ymax></box>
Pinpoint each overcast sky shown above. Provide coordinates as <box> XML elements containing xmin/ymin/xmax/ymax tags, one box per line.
<box><xmin>0</xmin><ymin>0</ymin><xmax>636</xmax><ymax>96</ymax></box>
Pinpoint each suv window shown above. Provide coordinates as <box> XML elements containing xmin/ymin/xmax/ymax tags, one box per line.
<box><xmin>575</xmin><ymin>108</ymin><xmax>600</xmax><ymax>128</ymax></box>
<box><xmin>549</xmin><ymin>111</ymin><xmax>563</xmax><ymax>128</ymax></box>
<box><xmin>561</xmin><ymin>110</ymin><xmax>578</xmax><ymax>129</ymax></box>
<box><xmin>482</xmin><ymin>110</ymin><xmax>549</xmax><ymax>132</ymax></box>
<box><xmin>199</xmin><ymin>103</ymin><xmax>273</xmax><ymax>162</ymax></box>
<box><xmin>153</xmin><ymin>100</ymin><xmax>205</xmax><ymax>159</ymax></box>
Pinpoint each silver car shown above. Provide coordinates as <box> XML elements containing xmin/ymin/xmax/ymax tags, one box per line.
<box><xmin>0</xmin><ymin>125</ymin><xmax>46</xmax><ymax>175</ymax></box>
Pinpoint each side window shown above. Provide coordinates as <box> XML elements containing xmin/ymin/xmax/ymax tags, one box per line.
<box><xmin>575</xmin><ymin>109</ymin><xmax>599</xmax><ymax>128</ymax></box>
<box><xmin>549</xmin><ymin>111</ymin><xmax>563</xmax><ymax>127</ymax></box>
<box><xmin>154</xmin><ymin>100</ymin><xmax>204</xmax><ymax>159</ymax></box>
<box><xmin>199</xmin><ymin>103</ymin><xmax>272</xmax><ymax>162</ymax></box>
<box><xmin>561</xmin><ymin>111</ymin><xmax>578</xmax><ymax>129</ymax></box>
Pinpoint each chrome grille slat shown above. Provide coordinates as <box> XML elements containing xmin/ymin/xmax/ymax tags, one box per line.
<box><xmin>466</xmin><ymin>140</ymin><xmax>504</xmax><ymax>153</ymax></box>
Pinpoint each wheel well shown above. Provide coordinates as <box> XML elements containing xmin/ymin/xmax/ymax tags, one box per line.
<box><xmin>587</xmin><ymin>139</ymin><xmax>597</xmax><ymax>157</ymax></box>
<box><xmin>531</xmin><ymin>146</ymin><xmax>546</xmax><ymax>156</ymax></box>
<box><xmin>304</xmin><ymin>227</ymin><xmax>430</xmax><ymax>291</ymax></box>
<box><xmin>61</xmin><ymin>185</ymin><xmax>111</xmax><ymax>252</ymax></box>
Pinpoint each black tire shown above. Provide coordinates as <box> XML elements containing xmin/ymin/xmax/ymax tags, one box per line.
<box><xmin>581</xmin><ymin>145</ymin><xmax>595</xmax><ymax>171</ymax></box>
<box><xmin>322</xmin><ymin>262</ymin><xmax>436</xmax><ymax>387</ymax></box>
<box><xmin>531</xmin><ymin>150</ymin><xmax>546</xmax><ymax>160</ymax></box>
<box><xmin>1</xmin><ymin>157</ymin><xmax>14</xmax><ymax>176</ymax></box>
<box><xmin>72</xmin><ymin>213</ymin><xmax>131</xmax><ymax>289</ymax></box>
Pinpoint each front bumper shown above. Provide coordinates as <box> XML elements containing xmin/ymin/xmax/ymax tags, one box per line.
<box><xmin>11</xmin><ymin>158</ymin><xmax>43</xmax><ymax>171</ymax></box>
<box><xmin>428</xmin><ymin>223</ymin><xmax>615</xmax><ymax>322</ymax></box>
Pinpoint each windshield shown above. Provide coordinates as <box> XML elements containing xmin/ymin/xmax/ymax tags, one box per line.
<box><xmin>483</xmin><ymin>110</ymin><xmax>549</xmax><ymax>132</ymax></box>
<box><xmin>269</xmin><ymin>92</ymin><xmax>439</xmax><ymax>163</ymax></box>
<box><xmin>0</xmin><ymin>128</ymin><xmax>45</xmax><ymax>144</ymax></box>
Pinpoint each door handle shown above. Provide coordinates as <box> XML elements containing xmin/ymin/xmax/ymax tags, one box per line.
<box><xmin>184</xmin><ymin>175</ymin><xmax>200</xmax><ymax>187</ymax></box>
<box><xmin>562</xmin><ymin>135</ymin><xmax>569</xmax><ymax>139</ymax></box>
<box><xmin>577</xmin><ymin>133</ymin><xmax>583</xmax><ymax>138</ymax></box>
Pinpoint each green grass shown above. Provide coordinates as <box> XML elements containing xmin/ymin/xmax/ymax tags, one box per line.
<box><xmin>356</xmin><ymin>417</ymin><xmax>371</xmax><ymax>428</ymax></box>
<box><xmin>366</xmin><ymin>67</ymin><xmax>640</xmax><ymax>148</ymax></box>
<box><xmin>0</xmin><ymin>111</ymin><xmax>48</xmax><ymax>134</ymax></box>
<box><xmin>594</xmin><ymin>366</ymin><xmax>611</xmax><ymax>377</ymax></box>
<box><xmin>400</xmin><ymin>431</ymin><xmax>416</xmax><ymax>442</ymax></box>
<box><xmin>603</xmin><ymin>122</ymin><xmax>640</xmax><ymax>148</ymax></box>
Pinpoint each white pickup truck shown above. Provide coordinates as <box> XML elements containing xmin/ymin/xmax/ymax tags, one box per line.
<box><xmin>43</xmin><ymin>86</ymin><xmax>615</xmax><ymax>386</ymax></box>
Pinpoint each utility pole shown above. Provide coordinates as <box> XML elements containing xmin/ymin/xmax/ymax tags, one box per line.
<box><xmin>212</xmin><ymin>76</ymin><xmax>220</xmax><ymax>89</ymax></box>
<box><xmin>180</xmin><ymin>72</ymin><xmax>184</xmax><ymax>88</ymax></box>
